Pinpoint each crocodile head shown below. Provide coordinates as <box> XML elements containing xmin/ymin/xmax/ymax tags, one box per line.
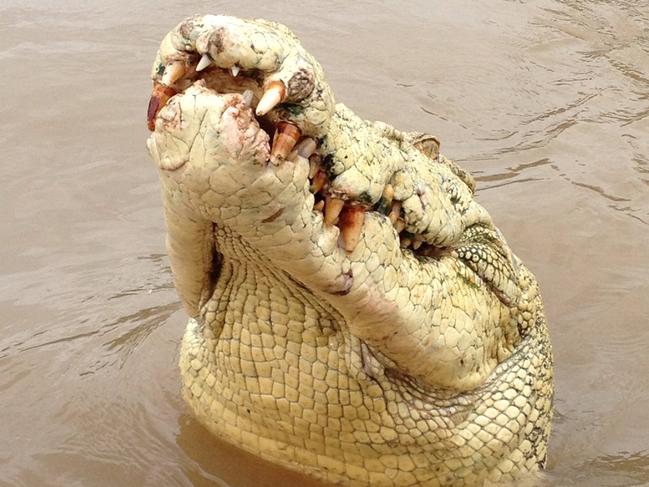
<box><xmin>147</xmin><ymin>15</ymin><xmax>553</xmax><ymax>486</ymax></box>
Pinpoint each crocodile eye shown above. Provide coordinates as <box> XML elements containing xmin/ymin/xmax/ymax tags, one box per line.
<box><xmin>156</xmin><ymin>63</ymin><xmax>165</xmax><ymax>76</ymax></box>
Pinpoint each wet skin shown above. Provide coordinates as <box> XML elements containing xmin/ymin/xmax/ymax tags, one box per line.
<box><xmin>147</xmin><ymin>15</ymin><xmax>553</xmax><ymax>487</ymax></box>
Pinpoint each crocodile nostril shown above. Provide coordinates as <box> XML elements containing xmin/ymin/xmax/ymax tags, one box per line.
<box><xmin>287</xmin><ymin>67</ymin><xmax>315</xmax><ymax>101</ymax></box>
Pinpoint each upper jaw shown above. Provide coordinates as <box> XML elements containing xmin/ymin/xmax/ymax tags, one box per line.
<box><xmin>145</xmin><ymin>20</ymin><xmax>511</xmax><ymax>305</ymax></box>
<box><xmin>147</xmin><ymin>14</ymin><xmax>335</xmax><ymax>137</ymax></box>
<box><xmin>145</xmin><ymin>14</ymin><xmax>479</xmax><ymax>260</ymax></box>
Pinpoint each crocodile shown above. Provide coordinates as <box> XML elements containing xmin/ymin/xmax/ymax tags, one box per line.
<box><xmin>145</xmin><ymin>15</ymin><xmax>553</xmax><ymax>487</ymax></box>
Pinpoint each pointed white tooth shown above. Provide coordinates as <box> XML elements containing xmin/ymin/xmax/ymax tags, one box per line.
<box><xmin>230</xmin><ymin>65</ymin><xmax>240</xmax><ymax>77</ymax></box>
<box><xmin>324</xmin><ymin>196</ymin><xmax>345</xmax><ymax>225</ymax></box>
<box><xmin>196</xmin><ymin>54</ymin><xmax>213</xmax><ymax>72</ymax></box>
<box><xmin>242</xmin><ymin>90</ymin><xmax>254</xmax><ymax>108</ymax></box>
<box><xmin>161</xmin><ymin>61</ymin><xmax>185</xmax><ymax>86</ymax></box>
<box><xmin>255</xmin><ymin>80</ymin><xmax>286</xmax><ymax>116</ymax></box>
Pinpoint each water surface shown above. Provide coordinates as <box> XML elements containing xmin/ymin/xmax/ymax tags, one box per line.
<box><xmin>1</xmin><ymin>1</ymin><xmax>648</xmax><ymax>485</ymax></box>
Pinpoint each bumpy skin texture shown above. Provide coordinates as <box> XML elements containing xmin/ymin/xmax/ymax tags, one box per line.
<box><xmin>147</xmin><ymin>15</ymin><xmax>553</xmax><ymax>486</ymax></box>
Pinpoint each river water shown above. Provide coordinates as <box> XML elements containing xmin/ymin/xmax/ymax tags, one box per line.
<box><xmin>1</xmin><ymin>1</ymin><xmax>648</xmax><ymax>486</ymax></box>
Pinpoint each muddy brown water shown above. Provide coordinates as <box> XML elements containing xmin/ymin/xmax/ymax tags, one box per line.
<box><xmin>1</xmin><ymin>1</ymin><xmax>648</xmax><ymax>486</ymax></box>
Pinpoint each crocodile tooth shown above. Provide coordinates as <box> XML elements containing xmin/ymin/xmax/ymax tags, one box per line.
<box><xmin>147</xmin><ymin>82</ymin><xmax>177</xmax><ymax>131</ymax></box>
<box><xmin>388</xmin><ymin>201</ymin><xmax>401</xmax><ymax>224</ymax></box>
<box><xmin>376</xmin><ymin>184</ymin><xmax>394</xmax><ymax>214</ymax></box>
<box><xmin>395</xmin><ymin>219</ymin><xmax>406</xmax><ymax>233</ymax></box>
<box><xmin>270</xmin><ymin>121</ymin><xmax>301</xmax><ymax>164</ymax></box>
<box><xmin>196</xmin><ymin>54</ymin><xmax>212</xmax><ymax>72</ymax></box>
<box><xmin>242</xmin><ymin>89</ymin><xmax>254</xmax><ymax>108</ymax></box>
<box><xmin>256</xmin><ymin>80</ymin><xmax>286</xmax><ymax>116</ymax></box>
<box><xmin>161</xmin><ymin>60</ymin><xmax>185</xmax><ymax>86</ymax></box>
<box><xmin>289</xmin><ymin>138</ymin><xmax>316</xmax><ymax>161</ymax></box>
<box><xmin>314</xmin><ymin>200</ymin><xmax>325</xmax><ymax>212</ymax></box>
<box><xmin>294</xmin><ymin>138</ymin><xmax>317</xmax><ymax>159</ymax></box>
<box><xmin>309</xmin><ymin>155</ymin><xmax>321</xmax><ymax>179</ymax></box>
<box><xmin>324</xmin><ymin>196</ymin><xmax>345</xmax><ymax>225</ymax></box>
<box><xmin>401</xmin><ymin>237</ymin><xmax>412</xmax><ymax>248</ymax></box>
<box><xmin>340</xmin><ymin>206</ymin><xmax>365</xmax><ymax>253</ymax></box>
<box><xmin>230</xmin><ymin>65</ymin><xmax>240</xmax><ymax>77</ymax></box>
<box><xmin>413</xmin><ymin>236</ymin><xmax>424</xmax><ymax>250</ymax></box>
<box><xmin>311</xmin><ymin>171</ymin><xmax>328</xmax><ymax>193</ymax></box>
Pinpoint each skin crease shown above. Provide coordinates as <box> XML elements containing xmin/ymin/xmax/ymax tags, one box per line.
<box><xmin>147</xmin><ymin>15</ymin><xmax>553</xmax><ymax>487</ymax></box>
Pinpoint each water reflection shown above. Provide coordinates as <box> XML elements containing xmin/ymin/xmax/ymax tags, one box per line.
<box><xmin>548</xmin><ymin>451</ymin><xmax>649</xmax><ymax>486</ymax></box>
<box><xmin>177</xmin><ymin>414</ymin><xmax>324</xmax><ymax>487</ymax></box>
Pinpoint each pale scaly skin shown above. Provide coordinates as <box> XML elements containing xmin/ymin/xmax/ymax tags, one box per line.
<box><xmin>146</xmin><ymin>15</ymin><xmax>553</xmax><ymax>487</ymax></box>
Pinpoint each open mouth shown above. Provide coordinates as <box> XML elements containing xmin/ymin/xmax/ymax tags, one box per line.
<box><xmin>147</xmin><ymin>58</ymin><xmax>453</xmax><ymax>260</ymax></box>
<box><xmin>145</xmin><ymin>13</ymin><xmax>522</xmax><ymax>315</ymax></box>
<box><xmin>147</xmin><ymin>15</ymin><xmax>537</xmax><ymax>399</ymax></box>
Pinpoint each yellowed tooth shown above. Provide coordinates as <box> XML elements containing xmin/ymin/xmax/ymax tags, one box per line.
<box><xmin>289</xmin><ymin>137</ymin><xmax>316</xmax><ymax>161</ymax></box>
<box><xmin>382</xmin><ymin>184</ymin><xmax>394</xmax><ymax>202</ymax></box>
<box><xmin>295</xmin><ymin>138</ymin><xmax>317</xmax><ymax>158</ymax></box>
<box><xmin>324</xmin><ymin>196</ymin><xmax>345</xmax><ymax>225</ymax></box>
<box><xmin>230</xmin><ymin>65</ymin><xmax>240</xmax><ymax>77</ymax></box>
<box><xmin>196</xmin><ymin>54</ymin><xmax>212</xmax><ymax>72</ymax></box>
<box><xmin>147</xmin><ymin>82</ymin><xmax>177</xmax><ymax>131</ymax></box>
<box><xmin>401</xmin><ymin>237</ymin><xmax>412</xmax><ymax>248</ymax></box>
<box><xmin>395</xmin><ymin>219</ymin><xmax>406</xmax><ymax>233</ymax></box>
<box><xmin>311</xmin><ymin>171</ymin><xmax>327</xmax><ymax>193</ymax></box>
<box><xmin>413</xmin><ymin>236</ymin><xmax>424</xmax><ymax>250</ymax></box>
<box><xmin>340</xmin><ymin>206</ymin><xmax>365</xmax><ymax>253</ymax></box>
<box><xmin>376</xmin><ymin>184</ymin><xmax>394</xmax><ymax>214</ymax></box>
<box><xmin>309</xmin><ymin>154</ymin><xmax>321</xmax><ymax>179</ymax></box>
<box><xmin>388</xmin><ymin>201</ymin><xmax>402</xmax><ymax>224</ymax></box>
<box><xmin>161</xmin><ymin>60</ymin><xmax>185</xmax><ymax>86</ymax></box>
<box><xmin>270</xmin><ymin>121</ymin><xmax>301</xmax><ymax>164</ymax></box>
<box><xmin>256</xmin><ymin>80</ymin><xmax>286</xmax><ymax>116</ymax></box>
<box><xmin>313</xmin><ymin>200</ymin><xmax>325</xmax><ymax>212</ymax></box>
